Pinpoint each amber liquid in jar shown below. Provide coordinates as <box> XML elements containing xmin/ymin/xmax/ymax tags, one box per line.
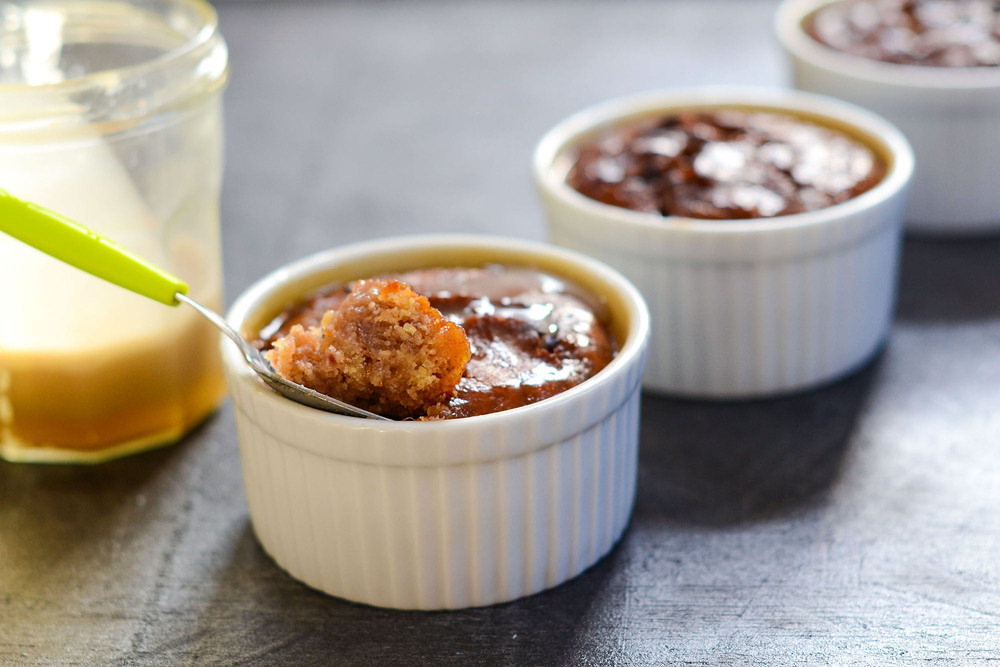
<box><xmin>0</xmin><ymin>0</ymin><xmax>229</xmax><ymax>462</ymax></box>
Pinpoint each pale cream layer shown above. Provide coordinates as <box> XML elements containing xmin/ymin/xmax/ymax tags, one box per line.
<box><xmin>0</xmin><ymin>122</ymin><xmax>225</xmax><ymax>460</ymax></box>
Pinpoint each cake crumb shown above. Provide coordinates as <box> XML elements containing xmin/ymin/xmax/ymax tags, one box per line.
<box><xmin>265</xmin><ymin>279</ymin><xmax>471</xmax><ymax>419</ymax></box>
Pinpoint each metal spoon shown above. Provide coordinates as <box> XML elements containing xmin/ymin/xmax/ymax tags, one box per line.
<box><xmin>0</xmin><ymin>188</ymin><xmax>390</xmax><ymax>421</ymax></box>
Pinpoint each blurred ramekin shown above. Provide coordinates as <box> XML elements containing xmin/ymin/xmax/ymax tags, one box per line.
<box><xmin>534</xmin><ymin>87</ymin><xmax>913</xmax><ymax>398</ymax></box>
<box><xmin>223</xmin><ymin>235</ymin><xmax>649</xmax><ymax>610</ymax></box>
<box><xmin>776</xmin><ymin>0</ymin><xmax>1000</xmax><ymax>234</ymax></box>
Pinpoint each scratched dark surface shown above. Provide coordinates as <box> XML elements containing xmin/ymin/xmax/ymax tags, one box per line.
<box><xmin>3</xmin><ymin>1</ymin><xmax>1000</xmax><ymax>664</ymax></box>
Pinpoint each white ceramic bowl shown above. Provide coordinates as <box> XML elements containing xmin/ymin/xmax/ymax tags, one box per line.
<box><xmin>534</xmin><ymin>87</ymin><xmax>913</xmax><ymax>399</ymax></box>
<box><xmin>777</xmin><ymin>0</ymin><xmax>1000</xmax><ymax>234</ymax></box>
<box><xmin>223</xmin><ymin>235</ymin><xmax>650</xmax><ymax>610</ymax></box>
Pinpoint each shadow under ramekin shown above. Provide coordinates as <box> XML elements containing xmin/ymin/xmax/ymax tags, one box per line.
<box><xmin>896</xmin><ymin>236</ymin><xmax>1000</xmax><ymax>323</ymax></box>
<box><xmin>633</xmin><ymin>354</ymin><xmax>882</xmax><ymax>526</ymax></box>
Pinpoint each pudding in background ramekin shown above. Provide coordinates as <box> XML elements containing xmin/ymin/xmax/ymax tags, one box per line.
<box><xmin>777</xmin><ymin>0</ymin><xmax>1000</xmax><ymax>234</ymax></box>
<box><xmin>223</xmin><ymin>235</ymin><xmax>649</xmax><ymax>610</ymax></box>
<box><xmin>534</xmin><ymin>87</ymin><xmax>913</xmax><ymax>399</ymax></box>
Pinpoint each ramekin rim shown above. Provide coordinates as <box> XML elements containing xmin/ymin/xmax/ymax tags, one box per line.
<box><xmin>775</xmin><ymin>0</ymin><xmax>1000</xmax><ymax>90</ymax></box>
<box><xmin>531</xmin><ymin>85</ymin><xmax>914</xmax><ymax>237</ymax></box>
<box><xmin>223</xmin><ymin>233</ymin><xmax>651</xmax><ymax>437</ymax></box>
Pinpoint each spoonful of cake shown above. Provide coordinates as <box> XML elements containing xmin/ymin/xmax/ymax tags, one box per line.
<box><xmin>0</xmin><ymin>189</ymin><xmax>469</xmax><ymax>420</ymax></box>
<box><xmin>264</xmin><ymin>278</ymin><xmax>471</xmax><ymax>420</ymax></box>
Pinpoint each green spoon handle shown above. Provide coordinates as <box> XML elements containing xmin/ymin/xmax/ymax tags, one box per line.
<box><xmin>0</xmin><ymin>188</ymin><xmax>187</xmax><ymax>305</ymax></box>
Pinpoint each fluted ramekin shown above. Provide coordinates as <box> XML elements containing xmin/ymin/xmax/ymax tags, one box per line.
<box><xmin>777</xmin><ymin>0</ymin><xmax>1000</xmax><ymax>234</ymax></box>
<box><xmin>534</xmin><ymin>87</ymin><xmax>913</xmax><ymax>398</ymax></box>
<box><xmin>222</xmin><ymin>235</ymin><xmax>649</xmax><ymax>609</ymax></box>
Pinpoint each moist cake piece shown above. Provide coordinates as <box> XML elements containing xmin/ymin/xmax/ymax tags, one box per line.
<box><xmin>265</xmin><ymin>279</ymin><xmax>471</xmax><ymax>419</ymax></box>
<box><xmin>257</xmin><ymin>265</ymin><xmax>617</xmax><ymax>420</ymax></box>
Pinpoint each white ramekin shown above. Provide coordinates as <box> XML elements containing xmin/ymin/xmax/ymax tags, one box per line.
<box><xmin>776</xmin><ymin>0</ymin><xmax>1000</xmax><ymax>234</ymax></box>
<box><xmin>223</xmin><ymin>235</ymin><xmax>650</xmax><ymax>610</ymax></box>
<box><xmin>534</xmin><ymin>87</ymin><xmax>913</xmax><ymax>399</ymax></box>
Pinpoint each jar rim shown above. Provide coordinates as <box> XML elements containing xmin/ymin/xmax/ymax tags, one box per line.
<box><xmin>0</xmin><ymin>0</ymin><xmax>223</xmax><ymax>90</ymax></box>
<box><xmin>0</xmin><ymin>0</ymin><xmax>228</xmax><ymax>131</ymax></box>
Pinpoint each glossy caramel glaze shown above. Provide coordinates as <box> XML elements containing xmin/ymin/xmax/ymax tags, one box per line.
<box><xmin>566</xmin><ymin>109</ymin><xmax>885</xmax><ymax>219</ymax></box>
<box><xmin>255</xmin><ymin>265</ymin><xmax>617</xmax><ymax>420</ymax></box>
<box><xmin>807</xmin><ymin>0</ymin><xmax>1000</xmax><ymax>67</ymax></box>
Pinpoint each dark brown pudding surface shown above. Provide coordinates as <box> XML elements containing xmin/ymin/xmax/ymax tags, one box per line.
<box><xmin>807</xmin><ymin>0</ymin><xmax>1000</xmax><ymax>67</ymax></box>
<box><xmin>566</xmin><ymin>109</ymin><xmax>885</xmax><ymax>220</ymax></box>
<box><xmin>255</xmin><ymin>265</ymin><xmax>617</xmax><ymax>420</ymax></box>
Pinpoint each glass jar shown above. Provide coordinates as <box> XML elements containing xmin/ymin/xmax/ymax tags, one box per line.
<box><xmin>0</xmin><ymin>0</ymin><xmax>229</xmax><ymax>463</ymax></box>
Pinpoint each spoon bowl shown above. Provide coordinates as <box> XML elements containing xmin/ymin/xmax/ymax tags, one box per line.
<box><xmin>0</xmin><ymin>188</ymin><xmax>390</xmax><ymax>421</ymax></box>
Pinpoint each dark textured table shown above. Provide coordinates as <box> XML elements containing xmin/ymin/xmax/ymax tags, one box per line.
<box><xmin>4</xmin><ymin>1</ymin><xmax>1000</xmax><ymax>664</ymax></box>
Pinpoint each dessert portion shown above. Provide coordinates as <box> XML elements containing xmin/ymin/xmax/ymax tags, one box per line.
<box><xmin>265</xmin><ymin>279</ymin><xmax>471</xmax><ymax>420</ymax></box>
<box><xmin>807</xmin><ymin>0</ymin><xmax>1000</xmax><ymax>67</ymax></box>
<box><xmin>566</xmin><ymin>109</ymin><xmax>885</xmax><ymax>220</ymax></box>
<box><xmin>257</xmin><ymin>265</ymin><xmax>617</xmax><ymax>420</ymax></box>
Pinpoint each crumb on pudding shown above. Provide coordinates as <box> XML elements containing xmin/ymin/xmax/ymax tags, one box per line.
<box><xmin>264</xmin><ymin>279</ymin><xmax>471</xmax><ymax>419</ymax></box>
